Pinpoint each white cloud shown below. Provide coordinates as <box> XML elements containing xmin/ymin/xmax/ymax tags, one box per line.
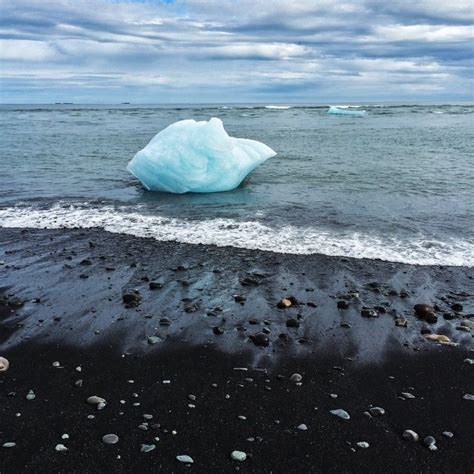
<box><xmin>0</xmin><ymin>39</ymin><xmax>59</xmax><ymax>61</ymax></box>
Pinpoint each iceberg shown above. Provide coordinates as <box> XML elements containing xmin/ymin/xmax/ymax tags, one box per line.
<box><xmin>127</xmin><ymin>118</ymin><xmax>276</xmax><ymax>193</ymax></box>
<box><xmin>328</xmin><ymin>106</ymin><xmax>367</xmax><ymax>117</ymax></box>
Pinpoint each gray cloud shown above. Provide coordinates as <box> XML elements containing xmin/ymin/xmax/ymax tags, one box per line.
<box><xmin>0</xmin><ymin>0</ymin><xmax>472</xmax><ymax>103</ymax></box>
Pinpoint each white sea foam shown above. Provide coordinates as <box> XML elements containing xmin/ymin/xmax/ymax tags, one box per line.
<box><xmin>0</xmin><ymin>204</ymin><xmax>472</xmax><ymax>267</ymax></box>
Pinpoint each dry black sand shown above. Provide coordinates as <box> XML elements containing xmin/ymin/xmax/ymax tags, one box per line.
<box><xmin>0</xmin><ymin>228</ymin><xmax>473</xmax><ymax>473</ymax></box>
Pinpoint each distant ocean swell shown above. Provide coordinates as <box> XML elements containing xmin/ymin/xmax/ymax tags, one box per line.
<box><xmin>0</xmin><ymin>204</ymin><xmax>473</xmax><ymax>267</ymax></box>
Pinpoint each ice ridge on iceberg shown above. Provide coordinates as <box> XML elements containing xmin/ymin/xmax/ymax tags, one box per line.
<box><xmin>328</xmin><ymin>106</ymin><xmax>367</xmax><ymax>117</ymax></box>
<box><xmin>127</xmin><ymin>117</ymin><xmax>276</xmax><ymax>193</ymax></box>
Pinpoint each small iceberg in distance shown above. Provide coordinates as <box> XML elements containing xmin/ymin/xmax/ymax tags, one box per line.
<box><xmin>265</xmin><ymin>105</ymin><xmax>292</xmax><ymax>110</ymax></box>
<box><xmin>127</xmin><ymin>117</ymin><xmax>276</xmax><ymax>194</ymax></box>
<box><xmin>328</xmin><ymin>106</ymin><xmax>367</xmax><ymax>117</ymax></box>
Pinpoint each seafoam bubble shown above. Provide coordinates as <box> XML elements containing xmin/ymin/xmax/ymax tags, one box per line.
<box><xmin>0</xmin><ymin>204</ymin><xmax>473</xmax><ymax>267</ymax></box>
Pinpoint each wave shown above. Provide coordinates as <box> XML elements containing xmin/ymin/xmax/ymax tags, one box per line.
<box><xmin>0</xmin><ymin>204</ymin><xmax>473</xmax><ymax>267</ymax></box>
<box><xmin>330</xmin><ymin>105</ymin><xmax>361</xmax><ymax>109</ymax></box>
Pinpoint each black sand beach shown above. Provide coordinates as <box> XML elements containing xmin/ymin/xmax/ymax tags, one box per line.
<box><xmin>1</xmin><ymin>228</ymin><xmax>473</xmax><ymax>472</ymax></box>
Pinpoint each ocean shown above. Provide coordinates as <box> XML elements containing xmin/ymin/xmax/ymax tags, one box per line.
<box><xmin>0</xmin><ymin>103</ymin><xmax>473</xmax><ymax>266</ymax></box>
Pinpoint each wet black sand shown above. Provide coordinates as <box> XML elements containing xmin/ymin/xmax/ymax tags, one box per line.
<box><xmin>0</xmin><ymin>228</ymin><xmax>473</xmax><ymax>472</ymax></box>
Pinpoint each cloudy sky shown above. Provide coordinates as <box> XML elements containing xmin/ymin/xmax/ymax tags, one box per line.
<box><xmin>0</xmin><ymin>0</ymin><xmax>472</xmax><ymax>103</ymax></box>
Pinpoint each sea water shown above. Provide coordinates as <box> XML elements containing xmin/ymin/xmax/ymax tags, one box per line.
<box><xmin>0</xmin><ymin>103</ymin><xmax>473</xmax><ymax>266</ymax></box>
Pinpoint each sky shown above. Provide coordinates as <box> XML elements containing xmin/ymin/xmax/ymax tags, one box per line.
<box><xmin>0</xmin><ymin>0</ymin><xmax>473</xmax><ymax>103</ymax></box>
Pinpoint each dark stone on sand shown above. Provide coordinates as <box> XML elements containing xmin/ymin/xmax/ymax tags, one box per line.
<box><xmin>374</xmin><ymin>305</ymin><xmax>387</xmax><ymax>314</ymax></box>
<box><xmin>250</xmin><ymin>333</ymin><xmax>269</xmax><ymax>347</ymax></box>
<box><xmin>149</xmin><ymin>281</ymin><xmax>163</xmax><ymax>290</ymax></box>
<box><xmin>451</xmin><ymin>303</ymin><xmax>463</xmax><ymax>312</ymax></box>
<box><xmin>361</xmin><ymin>307</ymin><xmax>378</xmax><ymax>318</ymax></box>
<box><xmin>234</xmin><ymin>295</ymin><xmax>246</xmax><ymax>303</ymax></box>
<box><xmin>414</xmin><ymin>304</ymin><xmax>435</xmax><ymax>319</ymax></box>
<box><xmin>80</xmin><ymin>259</ymin><xmax>91</xmax><ymax>266</ymax></box>
<box><xmin>123</xmin><ymin>292</ymin><xmax>141</xmax><ymax>307</ymax></box>
<box><xmin>337</xmin><ymin>300</ymin><xmax>349</xmax><ymax>309</ymax></box>
<box><xmin>425</xmin><ymin>313</ymin><xmax>438</xmax><ymax>324</ymax></box>
<box><xmin>367</xmin><ymin>282</ymin><xmax>382</xmax><ymax>292</ymax></box>
<box><xmin>184</xmin><ymin>305</ymin><xmax>198</xmax><ymax>313</ymax></box>
<box><xmin>79</xmin><ymin>273</ymin><xmax>89</xmax><ymax>279</ymax></box>
<box><xmin>307</xmin><ymin>301</ymin><xmax>317</xmax><ymax>308</ymax></box>
<box><xmin>286</xmin><ymin>318</ymin><xmax>299</xmax><ymax>328</ymax></box>
<box><xmin>443</xmin><ymin>312</ymin><xmax>456</xmax><ymax>320</ymax></box>
<box><xmin>420</xmin><ymin>327</ymin><xmax>432</xmax><ymax>335</ymax></box>
<box><xmin>159</xmin><ymin>318</ymin><xmax>171</xmax><ymax>326</ymax></box>
<box><xmin>240</xmin><ymin>277</ymin><xmax>259</xmax><ymax>286</ymax></box>
<box><xmin>213</xmin><ymin>327</ymin><xmax>224</xmax><ymax>335</ymax></box>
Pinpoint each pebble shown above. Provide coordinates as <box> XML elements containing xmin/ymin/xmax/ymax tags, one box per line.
<box><xmin>147</xmin><ymin>336</ymin><xmax>161</xmax><ymax>345</ymax></box>
<box><xmin>55</xmin><ymin>444</ymin><xmax>68</xmax><ymax>452</ymax></box>
<box><xmin>52</xmin><ymin>361</ymin><xmax>61</xmax><ymax>367</ymax></box>
<box><xmin>61</xmin><ymin>434</ymin><xmax>69</xmax><ymax>440</ymax></box>
<box><xmin>87</xmin><ymin>395</ymin><xmax>106</xmax><ymax>405</ymax></box>
<box><xmin>400</xmin><ymin>392</ymin><xmax>416</xmax><ymax>399</ymax></box>
<box><xmin>176</xmin><ymin>454</ymin><xmax>194</xmax><ymax>463</ymax></box>
<box><xmin>425</xmin><ymin>332</ymin><xmax>448</xmax><ymax>341</ymax></box>
<box><xmin>249</xmin><ymin>333</ymin><xmax>269</xmax><ymax>347</ymax></box>
<box><xmin>290</xmin><ymin>373</ymin><xmax>303</xmax><ymax>382</ymax></box>
<box><xmin>463</xmin><ymin>394</ymin><xmax>474</xmax><ymax>401</ymax></box>
<box><xmin>0</xmin><ymin>356</ymin><xmax>10</xmax><ymax>372</ymax></box>
<box><xmin>102</xmin><ymin>434</ymin><xmax>119</xmax><ymax>445</ymax></box>
<box><xmin>423</xmin><ymin>436</ymin><xmax>437</xmax><ymax>451</ymax></box>
<box><xmin>369</xmin><ymin>407</ymin><xmax>385</xmax><ymax>416</ymax></box>
<box><xmin>330</xmin><ymin>409</ymin><xmax>350</xmax><ymax>420</ymax></box>
<box><xmin>395</xmin><ymin>317</ymin><xmax>408</xmax><ymax>327</ymax></box>
<box><xmin>361</xmin><ymin>307</ymin><xmax>378</xmax><ymax>318</ymax></box>
<box><xmin>442</xmin><ymin>431</ymin><xmax>454</xmax><ymax>438</ymax></box>
<box><xmin>141</xmin><ymin>444</ymin><xmax>156</xmax><ymax>453</ymax></box>
<box><xmin>357</xmin><ymin>442</ymin><xmax>369</xmax><ymax>448</ymax></box>
<box><xmin>231</xmin><ymin>450</ymin><xmax>247</xmax><ymax>462</ymax></box>
<box><xmin>2</xmin><ymin>442</ymin><xmax>16</xmax><ymax>448</ymax></box>
<box><xmin>277</xmin><ymin>298</ymin><xmax>292</xmax><ymax>308</ymax></box>
<box><xmin>414</xmin><ymin>304</ymin><xmax>435</xmax><ymax>318</ymax></box>
<box><xmin>402</xmin><ymin>430</ymin><xmax>419</xmax><ymax>442</ymax></box>
<box><xmin>26</xmin><ymin>389</ymin><xmax>36</xmax><ymax>401</ymax></box>
<box><xmin>297</xmin><ymin>424</ymin><xmax>308</xmax><ymax>431</ymax></box>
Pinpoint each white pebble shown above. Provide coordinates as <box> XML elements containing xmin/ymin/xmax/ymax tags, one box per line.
<box><xmin>231</xmin><ymin>450</ymin><xmax>247</xmax><ymax>462</ymax></box>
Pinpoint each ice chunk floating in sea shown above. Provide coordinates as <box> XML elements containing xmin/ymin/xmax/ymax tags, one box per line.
<box><xmin>328</xmin><ymin>106</ymin><xmax>367</xmax><ymax>117</ymax></box>
<box><xmin>127</xmin><ymin>117</ymin><xmax>276</xmax><ymax>193</ymax></box>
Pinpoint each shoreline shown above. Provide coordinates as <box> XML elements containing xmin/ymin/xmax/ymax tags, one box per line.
<box><xmin>1</xmin><ymin>227</ymin><xmax>473</xmax><ymax>471</ymax></box>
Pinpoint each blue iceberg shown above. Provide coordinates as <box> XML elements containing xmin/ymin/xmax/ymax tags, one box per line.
<box><xmin>328</xmin><ymin>106</ymin><xmax>367</xmax><ymax>117</ymax></box>
<box><xmin>127</xmin><ymin>118</ymin><xmax>276</xmax><ymax>193</ymax></box>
